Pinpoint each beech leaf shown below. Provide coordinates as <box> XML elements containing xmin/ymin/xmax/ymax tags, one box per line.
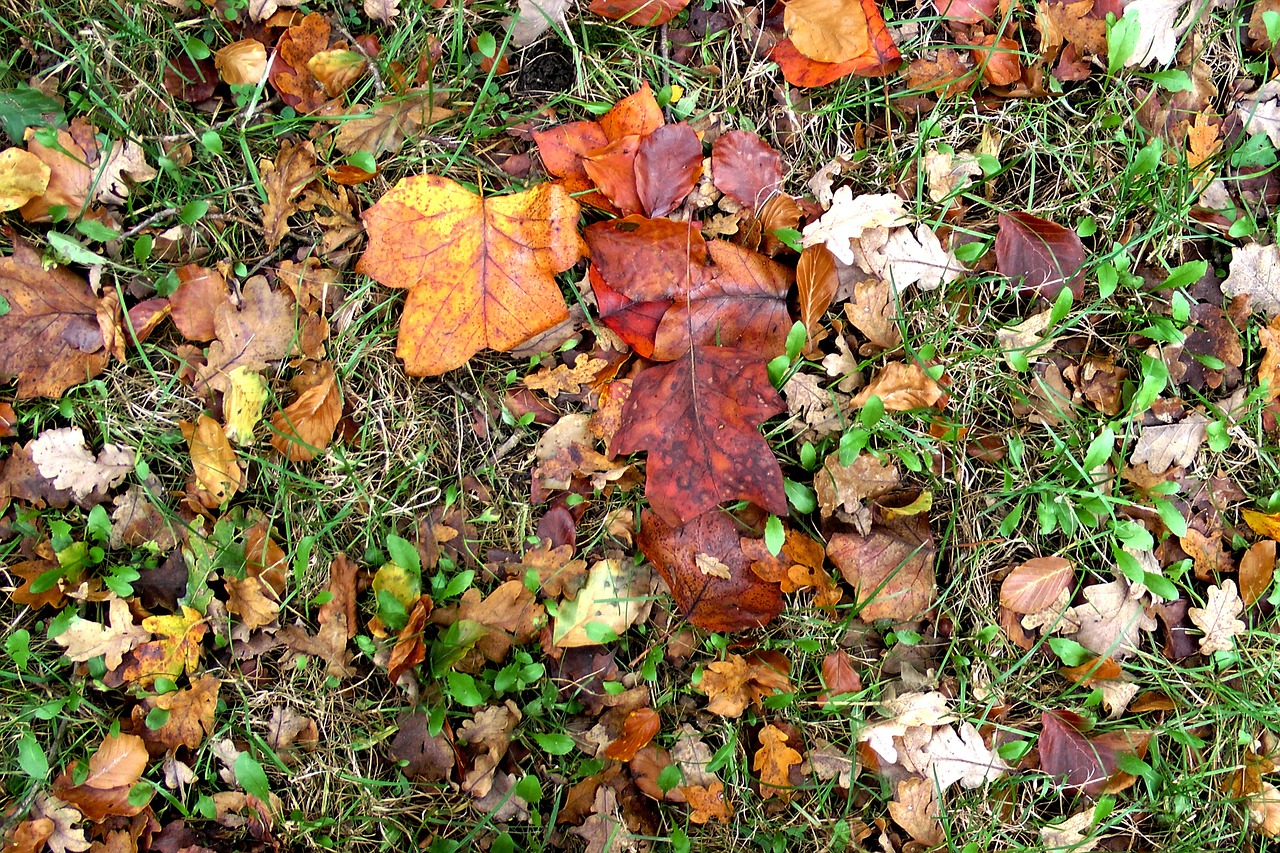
<box><xmin>995</xmin><ymin>212</ymin><xmax>1086</xmax><ymax>300</ymax></box>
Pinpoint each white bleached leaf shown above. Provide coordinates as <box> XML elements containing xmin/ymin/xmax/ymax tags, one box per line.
<box><xmin>53</xmin><ymin>597</ymin><xmax>150</xmax><ymax>671</ymax></box>
<box><xmin>1237</xmin><ymin>80</ymin><xmax>1280</xmax><ymax>149</ymax></box>
<box><xmin>801</xmin><ymin>189</ymin><xmax>909</xmax><ymax>266</ymax></box>
<box><xmin>30</xmin><ymin>427</ymin><xmax>135</xmax><ymax>501</ymax></box>
<box><xmin>365</xmin><ymin>0</ymin><xmax>401</xmax><ymax>23</ymax></box>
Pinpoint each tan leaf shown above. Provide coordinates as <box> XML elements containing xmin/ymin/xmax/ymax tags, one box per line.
<box><xmin>54</xmin><ymin>597</ymin><xmax>149</xmax><ymax>671</ymax></box>
<box><xmin>195</xmin><ymin>277</ymin><xmax>298</xmax><ymax>394</ymax></box>
<box><xmin>1130</xmin><ymin>413</ymin><xmax>1209</xmax><ymax>474</ymax></box>
<box><xmin>553</xmin><ymin>558</ymin><xmax>650</xmax><ymax>648</ymax></box>
<box><xmin>334</xmin><ymin>89</ymin><xmax>454</xmax><ymax>157</ymax></box>
<box><xmin>844</xmin><ymin>279</ymin><xmax>902</xmax><ymax>351</ymax></box>
<box><xmin>458</xmin><ymin>700</ymin><xmax>522</xmax><ymax>798</ymax></box>
<box><xmin>31</xmin><ymin>794</ymin><xmax>89</xmax><ymax>853</ymax></box>
<box><xmin>888</xmin><ymin>777</ymin><xmax>943</xmax><ymax>845</ymax></box>
<box><xmin>922</xmin><ymin>148</ymin><xmax>981</xmax><ymax>202</ymax></box>
<box><xmin>19</xmin><ymin>123</ymin><xmax>93</xmax><ymax>222</ymax></box>
<box><xmin>815</xmin><ymin>450</ymin><xmax>900</xmax><ymax>516</ymax></box>
<box><xmin>1188</xmin><ymin>580</ymin><xmax>1246</xmax><ymax>654</ymax></box>
<box><xmin>806</xmin><ymin>740</ymin><xmax>856</xmax><ymax>788</ymax></box>
<box><xmin>270</xmin><ymin>360</ymin><xmax>342</xmax><ymax>461</ymax></box>
<box><xmin>249</xmin><ymin>0</ymin><xmax>302</xmax><ymax>21</ymax></box>
<box><xmin>754</xmin><ymin>724</ymin><xmax>802</xmax><ymax>801</ymax></box>
<box><xmin>827</xmin><ymin>513</ymin><xmax>936</xmax><ymax>622</ymax></box>
<box><xmin>695</xmin><ymin>652</ymin><xmax>793</xmax><ymax>718</ymax></box>
<box><xmin>133</xmin><ymin>674</ymin><xmax>220</xmax><ymax>755</ymax></box>
<box><xmin>851</xmin><ymin>362</ymin><xmax>944</xmax><ymax>411</ymax></box>
<box><xmin>1250</xmin><ymin>781</ymin><xmax>1280</xmax><ymax>837</ymax></box>
<box><xmin>1240</xmin><ymin>540</ymin><xmax>1276</xmax><ymax>607</ymax></box>
<box><xmin>796</xmin><ymin>244</ymin><xmax>839</xmax><ymax>341</ymax></box>
<box><xmin>1063</xmin><ymin>580</ymin><xmax>1157</xmax><ymax>660</ymax></box>
<box><xmin>1180</xmin><ymin>527</ymin><xmax>1235</xmax><ymax>580</ymax></box>
<box><xmin>308</xmin><ymin>50</ymin><xmax>366</xmax><ymax>97</ymax></box>
<box><xmin>95</xmin><ymin>140</ymin><xmax>157</xmax><ymax>206</ymax></box>
<box><xmin>169</xmin><ymin>264</ymin><xmax>231</xmax><ymax>342</ymax></box>
<box><xmin>524</xmin><ymin>353</ymin><xmax>609</xmax><ymax>397</ymax></box>
<box><xmin>181</xmin><ymin>414</ymin><xmax>243</xmax><ymax>507</ymax></box>
<box><xmin>1222</xmin><ymin>243</ymin><xmax>1280</xmax><ymax>318</ymax></box>
<box><xmin>226</xmin><ymin>575</ymin><xmax>280</xmax><ymax>629</ymax></box>
<box><xmin>365</xmin><ymin>0</ymin><xmax>401</xmax><ymax>22</ymax></box>
<box><xmin>1040</xmin><ymin>811</ymin><xmax>1100</xmax><ymax>851</ymax></box>
<box><xmin>0</xmin><ymin>147</ymin><xmax>50</xmax><ymax>212</ymax></box>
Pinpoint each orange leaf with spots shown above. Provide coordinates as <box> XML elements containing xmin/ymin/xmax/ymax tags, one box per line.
<box><xmin>603</xmin><ymin>707</ymin><xmax>661</xmax><ymax>761</ymax></box>
<box><xmin>357</xmin><ymin>176</ymin><xmax>585</xmax><ymax>375</ymax></box>
<box><xmin>637</xmin><ymin>510</ymin><xmax>784</xmax><ymax>631</ymax></box>
<box><xmin>612</xmin><ymin>348</ymin><xmax>788</xmax><ymax>525</ymax></box>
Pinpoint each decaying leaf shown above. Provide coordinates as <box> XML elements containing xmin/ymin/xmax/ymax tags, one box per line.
<box><xmin>54</xmin><ymin>597</ymin><xmax>150</xmax><ymax>670</ymax></box>
<box><xmin>827</xmin><ymin>512</ymin><xmax>936</xmax><ymax>622</ymax></box>
<box><xmin>1222</xmin><ymin>243</ymin><xmax>1280</xmax><ymax>318</ymax></box>
<box><xmin>1062</xmin><ymin>579</ymin><xmax>1157</xmax><ymax>660</ymax></box>
<box><xmin>270</xmin><ymin>360</ymin><xmax>342</xmax><ymax>462</ymax></box>
<box><xmin>1000</xmin><ymin>556</ymin><xmax>1074</xmax><ymax>614</ymax></box>
<box><xmin>696</xmin><ymin>652</ymin><xmax>793</xmax><ymax>718</ymax></box>
<box><xmin>0</xmin><ymin>147</ymin><xmax>50</xmax><ymax>211</ymax></box>
<box><xmin>52</xmin><ymin>733</ymin><xmax>150</xmax><ymax>822</ymax></box>
<box><xmin>1130</xmin><ymin>414</ymin><xmax>1209</xmax><ymax>474</ymax></box>
<box><xmin>182</xmin><ymin>414</ymin><xmax>243</xmax><ymax>508</ymax></box>
<box><xmin>358</xmin><ymin>176</ymin><xmax>585</xmax><ymax>375</ymax></box>
<box><xmin>754</xmin><ymin>724</ymin><xmax>802</xmax><ymax>801</ymax></box>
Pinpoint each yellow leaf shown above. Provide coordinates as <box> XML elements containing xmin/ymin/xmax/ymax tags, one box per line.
<box><xmin>357</xmin><ymin>176</ymin><xmax>585</xmax><ymax>375</ymax></box>
<box><xmin>0</xmin><ymin>147</ymin><xmax>50</xmax><ymax>212</ymax></box>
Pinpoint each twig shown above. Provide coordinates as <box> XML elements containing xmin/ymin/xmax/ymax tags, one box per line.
<box><xmin>332</xmin><ymin>20</ymin><xmax>387</xmax><ymax>98</ymax></box>
<box><xmin>660</xmin><ymin>22</ymin><xmax>672</xmax><ymax>122</ymax></box>
<box><xmin>118</xmin><ymin>207</ymin><xmax>178</xmax><ymax>241</ymax></box>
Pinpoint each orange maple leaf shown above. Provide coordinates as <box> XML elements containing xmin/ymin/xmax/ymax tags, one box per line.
<box><xmin>358</xmin><ymin>176</ymin><xmax>585</xmax><ymax>375</ymax></box>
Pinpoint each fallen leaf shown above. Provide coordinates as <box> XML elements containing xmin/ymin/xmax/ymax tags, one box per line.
<box><xmin>19</xmin><ymin>123</ymin><xmax>92</xmax><ymax>222</ymax></box>
<box><xmin>611</xmin><ymin>346</ymin><xmax>786</xmax><ymax>524</ymax></box>
<box><xmin>1130</xmin><ymin>413</ymin><xmax>1209</xmax><ymax>474</ymax></box>
<box><xmin>0</xmin><ymin>147</ymin><xmax>50</xmax><ymax>211</ymax></box>
<box><xmin>807</xmin><ymin>740</ymin><xmax>856</xmax><ymax>788</ymax></box>
<box><xmin>571</xmin><ymin>786</ymin><xmax>634</xmax><ymax>853</ymax></box>
<box><xmin>1037</xmin><ymin>710</ymin><xmax>1150</xmax><ymax>795</ymax></box>
<box><xmin>1222</xmin><ymin>243</ymin><xmax>1280</xmax><ymax>318</ymax></box>
<box><xmin>133</xmin><ymin>674</ymin><xmax>220</xmax><ymax>756</ymax></box>
<box><xmin>334</xmin><ymin>89</ymin><xmax>454</xmax><ymax>157</ymax></box>
<box><xmin>1250</xmin><ymin>782</ymin><xmax>1280</xmax><ymax>837</ymax></box>
<box><xmin>390</xmin><ymin>711</ymin><xmax>454</xmax><ymax>782</ymax></box>
<box><xmin>797</xmin><ymin>245</ymin><xmax>840</xmax><ymax>345</ymax></box>
<box><xmin>509</xmin><ymin>0</ymin><xmax>572</xmax><ymax>44</ymax></box>
<box><xmin>308</xmin><ymin>49</ymin><xmax>366</xmax><ymax>97</ymax></box>
<box><xmin>1120</xmin><ymin>0</ymin><xmax>1198</xmax><ymax>68</ymax></box>
<box><xmin>922</xmin><ymin>148</ymin><xmax>982</xmax><ymax>202</ymax></box>
<box><xmin>270</xmin><ymin>360</ymin><xmax>342</xmax><ymax>461</ymax></box>
<box><xmin>681</xmin><ymin>781</ymin><xmax>732</xmax><ymax>823</ymax></box>
<box><xmin>53</xmin><ymin>734</ymin><xmax>149</xmax><ymax>822</ymax></box>
<box><xmin>268</xmin><ymin>13</ymin><xmax>333</xmax><ymax>113</ymax></box>
<box><xmin>31</xmin><ymin>794</ymin><xmax>89</xmax><ymax>853</ymax></box>
<box><xmin>587</xmin><ymin>0</ymin><xmax>688</xmax><ymax>25</ymax></box>
<box><xmin>851</xmin><ymin>362</ymin><xmax>944</xmax><ymax>411</ymax></box>
<box><xmin>365</xmin><ymin>0</ymin><xmax>401</xmax><ymax>22</ymax></box>
<box><xmin>1188</xmin><ymin>580</ymin><xmax>1246</xmax><ymax>654</ymax></box>
<box><xmin>995</xmin><ymin>211</ymin><xmax>1086</xmax><ymax>299</ymax></box>
<box><xmin>54</xmin><ymin>597</ymin><xmax>149</xmax><ymax>671</ymax></box>
<box><xmin>815</xmin><ymin>450</ymin><xmax>900</xmax><ymax>516</ymax></box>
<box><xmin>971</xmin><ymin>35</ymin><xmax>1023</xmax><ymax>85</ymax></box>
<box><xmin>818</xmin><ymin>651</ymin><xmax>863</xmax><ymax>702</ymax></box>
<box><xmin>634</xmin><ymin>123</ymin><xmax>703</xmax><ymax>218</ymax></box>
<box><xmin>827</xmin><ymin>512</ymin><xmax>936</xmax><ymax>622</ymax></box>
<box><xmin>1000</xmin><ymin>556</ymin><xmax>1074</xmax><ymax>614</ymax></box>
<box><xmin>637</xmin><ymin>510</ymin><xmax>785</xmax><ymax>631</ymax></box>
<box><xmin>181</xmin><ymin>414</ymin><xmax>242</xmax><ymax>508</ymax></box>
<box><xmin>1039</xmin><ymin>810</ymin><xmax>1100</xmax><ymax>851</ymax></box>
<box><xmin>30</xmin><ymin>427</ymin><xmax>134</xmax><ymax>501</ymax></box>
<box><xmin>106</xmin><ymin>606</ymin><xmax>207</xmax><ymax>688</ymax></box>
<box><xmin>1240</xmin><ymin>540</ymin><xmax>1275</xmax><ymax>607</ymax></box>
<box><xmin>459</xmin><ymin>700</ymin><xmax>522</xmax><ymax>797</ymax></box>
<box><xmin>1063</xmin><ymin>579</ymin><xmax>1157</xmax><ymax>660</ymax></box>
<box><xmin>215</xmin><ymin>39</ymin><xmax>268</xmax><ymax>86</ymax></box>
<box><xmin>603</xmin><ymin>707</ymin><xmax>661</xmax><ymax>761</ymax></box>
<box><xmin>1180</xmin><ymin>527</ymin><xmax>1234</xmax><ymax>580</ymax></box>
<box><xmin>169</xmin><ymin>265</ymin><xmax>232</xmax><ymax>342</ymax></box>
<box><xmin>224</xmin><ymin>367</ymin><xmax>270</xmax><ymax>446</ymax></box>
<box><xmin>754</xmin><ymin>724</ymin><xmax>802</xmax><ymax>801</ymax></box>
<box><xmin>784</xmin><ymin>0</ymin><xmax>886</xmax><ymax>63</ymax></box>
<box><xmin>889</xmin><ymin>777</ymin><xmax>943</xmax><ymax>845</ymax></box>
<box><xmin>553</xmin><ymin>558</ymin><xmax>652</xmax><ymax>647</ymax></box>
<box><xmin>695</xmin><ymin>652</ymin><xmax>793</xmax><ymax>717</ymax></box>
<box><xmin>260</xmin><ymin>139</ymin><xmax>322</xmax><ymax>250</ymax></box>
<box><xmin>95</xmin><ymin>139</ymin><xmax>157</xmax><ymax>206</ymax></box>
<box><xmin>195</xmin><ymin>277</ymin><xmax>298</xmax><ymax>394</ymax></box>
<box><xmin>711</xmin><ymin>130</ymin><xmax>784</xmax><ymax>211</ymax></box>
<box><xmin>857</xmin><ymin>691</ymin><xmax>956</xmax><ymax>764</ymax></box>
<box><xmin>0</xmin><ymin>238</ymin><xmax>109</xmax><ymax>398</ymax></box>
<box><xmin>357</xmin><ymin>176</ymin><xmax>584</xmax><ymax>375</ymax></box>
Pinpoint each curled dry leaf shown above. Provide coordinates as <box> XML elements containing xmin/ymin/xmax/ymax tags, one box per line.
<box><xmin>133</xmin><ymin>674</ymin><xmax>220</xmax><ymax>756</ymax></box>
<box><xmin>195</xmin><ymin>277</ymin><xmax>298</xmax><ymax>395</ymax></box>
<box><xmin>696</xmin><ymin>652</ymin><xmax>793</xmax><ymax>718</ymax></box>
<box><xmin>215</xmin><ymin>39</ymin><xmax>268</xmax><ymax>86</ymax></box>
<box><xmin>358</xmin><ymin>176</ymin><xmax>584</xmax><ymax>375</ymax></box>
<box><xmin>270</xmin><ymin>361</ymin><xmax>343</xmax><ymax>462</ymax></box>
<box><xmin>53</xmin><ymin>733</ymin><xmax>150</xmax><ymax>822</ymax></box>
<box><xmin>815</xmin><ymin>450</ymin><xmax>900</xmax><ymax>516</ymax></box>
<box><xmin>182</xmin><ymin>414</ymin><xmax>242</xmax><ymax>508</ymax></box>
<box><xmin>1063</xmin><ymin>579</ymin><xmax>1156</xmax><ymax>660</ymax></box>
<box><xmin>335</xmin><ymin>89</ymin><xmax>454</xmax><ymax>157</ymax></box>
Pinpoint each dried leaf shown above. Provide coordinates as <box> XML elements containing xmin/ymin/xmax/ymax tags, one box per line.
<box><xmin>195</xmin><ymin>277</ymin><xmax>298</xmax><ymax>394</ymax></box>
<box><xmin>828</xmin><ymin>513</ymin><xmax>936</xmax><ymax>622</ymax></box>
<box><xmin>754</xmin><ymin>724</ymin><xmax>802</xmax><ymax>801</ymax></box>
<box><xmin>270</xmin><ymin>360</ymin><xmax>342</xmax><ymax>462</ymax></box>
<box><xmin>182</xmin><ymin>414</ymin><xmax>242</xmax><ymax>508</ymax></box>
<box><xmin>995</xmin><ymin>211</ymin><xmax>1086</xmax><ymax>300</ymax></box>
<box><xmin>1000</xmin><ymin>556</ymin><xmax>1074</xmax><ymax>614</ymax></box>
<box><xmin>0</xmin><ymin>147</ymin><xmax>50</xmax><ymax>211</ymax></box>
<box><xmin>30</xmin><ymin>427</ymin><xmax>134</xmax><ymax>501</ymax></box>
<box><xmin>53</xmin><ymin>734</ymin><xmax>149</xmax><ymax>822</ymax></box>
<box><xmin>1130</xmin><ymin>414</ymin><xmax>1209</xmax><ymax>474</ymax></box>
<box><xmin>54</xmin><ymin>597</ymin><xmax>149</xmax><ymax>671</ymax></box>
<box><xmin>711</xmin><ymin>131</ymin><xmax>784</xmax><ymax>212</ymax></box>
<box><xmin>553</xmin><ymin>558</ymin><xmax>652</xmax><ymax>647</ymax></box>
<box><xmin>215</xmin><ymin>39</ymin><xmax>268</xmax><ymax>86</ymax></box>
<box><xmin>133</xmin><ymin>674</ymin><xmax>220</xmax><ymax>756</ymax></box>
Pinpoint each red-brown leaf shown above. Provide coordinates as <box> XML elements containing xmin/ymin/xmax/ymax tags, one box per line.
<box><xmin>589</xmin><ymin>266</ymin><xmax>671</xmax><ymax>358</ymax></box>
<box><xmin>995</xmin><ymin>212</ymin><xmax>1086</xmax><ymax>300</ymax></box>
<box><xmin>796</xmin><ymin>244</ymin><xmax>839</xmax><ymax>339</ymax></box>
<box><xmin>611</xmin><ymin>347</ymin><xmax>788</xmax><ymax>525</ymax></box>
<box><xmin>711</xmin><ymin>130</ymin><xmax>784</xmax><ymax>212</ymax></box>
<box><xmin>533</xmin><ymin>120</ymin><xmax>613</xmax><ymax>210</ymax></box>
<box><xmin>637</xmin><ymin>509</ymin><xmax>785</xmax><ymax>630</ymax></box>
<box><xmin>599</xmin><ymin>83</ymin><xmax>665</xmax><ymax>139</ymax></box>
<box><xmin>586</xmin><ymin>215</ymin><xmax>708</xmax><ymax>303</ymax></box>
<box><xmin>1038</xmin><ymin>710</ymin><xmax>1151</xmax><ymax>796</ymax></box>
<box><xmin>818</xmin><ymin>650</ymin><xmax>862</xmax><ymax>703</ymax></box>
<box><xmin>1000</xmin><ymin>556</ymin><xmax>1074</xmax><ymax>614</ymax></box>
<box><xmin>588</xmin><ymin>0</ymin><xmax>690</xmax><ymax>26</ymax></box>
<box><xmin>826</xmin><ymin>513</ymin><xmax>936</xmax><ymax>622</ymax></box>
<box><xmin>635</xmin><ymin>123</ymin><xmax>703</xmax><ymax>217</ymax></box>
<box><xmin>583</xmin><ymin>134</ymin><xmax>644</xmax><ymax>216</ymax></box>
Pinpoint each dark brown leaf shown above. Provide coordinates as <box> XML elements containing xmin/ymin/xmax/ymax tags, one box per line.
<box><xmin>635</xmin><ymin>123</ymin><xmax>703</xmax><ymax>218</ymax></box>
<box><xmin>995</xmin><ymin>212</ymin><xmax>1086</xmax><ymax>300</ymax></box>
